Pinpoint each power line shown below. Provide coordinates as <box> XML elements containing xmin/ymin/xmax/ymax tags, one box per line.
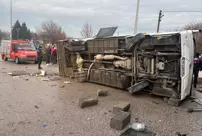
<box><xmin>164</xmin><ymin>11</ymin><xmax>202</xmax><ymax>13</ymax></box>
<box><xmin>157</xmin><ymin>10</ymin><xmax>202</xmax><ymax>32</ymax></box>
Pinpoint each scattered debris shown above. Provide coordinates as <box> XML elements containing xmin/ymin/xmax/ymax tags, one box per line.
<box><xmin>131</xmin><ymin>123</ymin><xmax>145</xmax><ymax>132</ymax></box>
<box><xmin>30</xmin><ymin>71</ymin><xmax>41</xmax><ymax>76</ymax></box>
<box><xmin>152</xmin><ymin>101</ymin><xmax>159</xmax><ymax>105</ymax></box>
<box><xmin>64</xmin><ymin>81</ymin><xmax>71</xmax><ymax>84</ymax></box>
<box><xmin>60</xmin><ymin>85</ymin><xmax>65</xmax><ymax>88</ymax></box>
<box><xmin>34</xmin><ymin>105</ymin><xmax>39</xmax><ymax>109</ymax></box>
<box><xmin>18</xmin><ymin>121</ymin><xmax>25</xmax><ymax>125</ymax></box>
<box><xmin>187</xmin><ymin>108</ymin><xmax>202</xmax><ymax>113</ymax></box>
<box><xmin>50</xmin><ymin>84</ymin><xmax>57</xmax><ymax>87</ymax></box>
<box><xmin>50</xmin><ymin>76</ymin><xmax>61</xmax><ymax>81</ymax></box>
<box><xmin>42</xmin><ymin>123</ymin><xmax>47</xmax><ymax>127</ymax></box>
<box><xmin>79</xmin><ymin>97</ymin><xmax>98</xmax><ymax>108</ymax></box>
<box><xmin>120</xmin><ymin>128</ymin><xmax>156</xmax><ymax>136</ymax></box>
<box><xmin>39</xmin><ymin>70</ymin><xmax>47</xmax><ymax>77</ymax></box>
<box><xmin>24</xmin><ymin>78</ymin><xmax>29</xmax><ymax>81</ymax></box>
<box><xmin>134</xmin><ymin>118</ymin><xmax>139</xmax><ymax>122</ymax></box>
<box><xmin>12</xmin><ymin>76</ymin><xmax>20</xmax><ymax>79</ymax></box>
<box><xmin>7</xmin><ymin>71</ymin><xmax>28</xmax><ymax>76</ymax></box>
<box><xmin>97</xmin><ymin>89</ymin><xmax>108</xmax><ymax>96</ymax></box>
<box><xmin>110</xmin><ymin>111</ymin><xmax>131</xmax><ymax>130</ymax></box>
<box><xmin>7</xmin><ymin>122</ymin><xmax>15</xmax><ymax>127</ymax></box>
<box><xmin>113</xmin><ymin>102</ymin><xmax>130</xmax><ymax>114</ymax></box>
<box><xmin>176</xmin><ymin>132</ymin><xmax>187</xmax><ymax>136</ymax></box>
<box><xmin>12</xmin><ymin>128</ymin><xmax>17</xmax><ymax>132</ymax></box>
<box><xmin>41</xmin><ymin>78</ymin><xmax>50</xmax><ymax>81</ymax></box>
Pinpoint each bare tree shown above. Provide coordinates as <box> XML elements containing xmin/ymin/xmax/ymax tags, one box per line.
<box><xmin>37</xmin><ymin>20</ymin><xmax>66</xmax><ymax>43</ymax></box>
<box><xmin>80</xmin><ymin>22</ymin><xmax>93</xmax><ymax>38</ymax></box>
<box><xmin>0</xmin><ymin>29</ymin><xmax>10</xmax><ymax>40</ymax></box>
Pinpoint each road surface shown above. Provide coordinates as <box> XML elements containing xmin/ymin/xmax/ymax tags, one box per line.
<box><xmin>0</xmin><ymin>60</ymin><xmax>202</xmax><ymax>136</ymax></box>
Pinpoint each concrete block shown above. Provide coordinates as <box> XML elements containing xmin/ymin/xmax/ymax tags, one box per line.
<box><xmin>110</xmin><ymin>111</ymin><xmax>131</xmax><ymax>130</ymax></box>
<box><xmin>113</xmin><ymin>102</ymin><xmax>130</xmax><ymax>114</ymax></box>
<box><xmin>79</xmin><ymin>97</ymin><xmax>98</xmax><ymax>108</ymax></box>
<box><xmin>97</xmin><ymin>90</ymin><xmax>108</xmax><ymax>96</ymax></box>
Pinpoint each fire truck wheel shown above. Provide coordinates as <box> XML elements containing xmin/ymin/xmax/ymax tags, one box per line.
<box><xmin>15</xmin><ymin>57</ymin><xmax>20</xmax><ymax>64</ymax></box>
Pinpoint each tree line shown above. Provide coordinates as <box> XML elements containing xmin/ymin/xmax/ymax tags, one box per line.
<box><xmin>0</xmin><ymin>20</ymin><xmax>95</xmax><ymax>44</ymax></box>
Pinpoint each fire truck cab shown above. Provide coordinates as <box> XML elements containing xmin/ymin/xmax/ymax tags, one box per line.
<box><xmin>0</xmin><ymin>40</ymin><xmax>37</xmax><ymax>64</ymax></box>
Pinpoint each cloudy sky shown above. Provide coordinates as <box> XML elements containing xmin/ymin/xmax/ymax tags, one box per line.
<box><xmin>0</xmin><ymin>0</ymin><xmax>202</xmax><ymax>37</ymax></box>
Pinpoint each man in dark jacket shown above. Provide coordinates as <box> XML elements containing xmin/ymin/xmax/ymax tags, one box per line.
<box><xmin>46</xmin><ymin>44</ymin><xmax>51</xmax><ymax>65</ymax></box>
<box><xmin>37</xmin><ymin>46</ymin><xmax>43</xmax><ymax>69</ymax></box>
<box><xmin>193</xmin><ymin>52</ymin><xmax>202</xmax><ymax>88</ymax></box>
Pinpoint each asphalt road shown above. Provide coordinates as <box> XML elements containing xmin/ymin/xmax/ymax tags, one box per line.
<box><xmin>0</xmin><ymin>60</ymin><xmax>202</xmax><ymax>136</ymax></box>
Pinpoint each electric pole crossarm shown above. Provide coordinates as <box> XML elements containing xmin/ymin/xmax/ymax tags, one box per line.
<box><xmin>157</xmin><ymin>10</ymin><xmax>164</xmax><ymax>33</ymax></box>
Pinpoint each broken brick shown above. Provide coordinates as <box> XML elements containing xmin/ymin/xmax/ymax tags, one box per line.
<box><xmin>79</xmin><ymin>97</ymin><xmax>98</xmax><ymax>108</ymax></box>
<box><xmin>113</xmin><ymin>102</ymin><xmax>130</xmax><ymax>114</ymax></box>
<box><xmin>97</xmin><ymin>90</ymin><xmax>108</xmax><ymax>96</ymax></box>
<box><xmin>110</xmin><ymin>111</ymin><xmax>131</xmax><ymax>130</ymax></box>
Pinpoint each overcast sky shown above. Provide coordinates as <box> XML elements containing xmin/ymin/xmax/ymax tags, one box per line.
<box><xmin>0</xmin><ymin>0</ymin><xmax>202</xmax><ymax>37</ymax></box>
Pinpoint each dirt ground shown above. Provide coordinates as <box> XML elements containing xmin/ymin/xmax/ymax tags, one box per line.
<box><xmin>0</xmin><ymin>60</ymin><xmax>202</xmax><ymax>136</ymax></box>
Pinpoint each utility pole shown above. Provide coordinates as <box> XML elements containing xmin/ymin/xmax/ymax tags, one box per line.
<box><xmin>157</xmin><ymin>10</ymin><xmax>164</xmax><ymax>33</ymax></box>
<box><xmin>10</xmin><ymin>0</ymin><xmax>12</xmax><ymax>40</ymax></box>
<box><xmin>134</xmin><ymin>0</ymin><xmax>140</xmax><ymax>34</ymax></box>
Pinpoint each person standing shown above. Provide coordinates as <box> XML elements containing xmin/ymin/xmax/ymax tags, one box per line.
<box><xmin>46</xmin><ymin>44</ymin><xmax>51</xmax><ymax>65</ymax></box>
<box><xmin>50</xmin><ymin>45</ymin><xmax>55</xmax><ymax>64</ymax></box>
<box><xmin>37</xmin><ymin>46</ymin><xmax>43</xmax><ymax>69</ymax></box>
<box><xmin>193</xmin><ymin>52</ymin><xmax>202</xmax><ymax>88</ymax></box>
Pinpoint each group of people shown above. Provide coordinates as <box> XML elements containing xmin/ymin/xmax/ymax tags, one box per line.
<box><xmin>36</xmin><ymin>44</ymin><xmax>57</xmax><ymax>69</ymax></box>
<box><xmin>45</xmin><ymin>44</ymin><xmax>57</xmax><ymax>66</ymax></box>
